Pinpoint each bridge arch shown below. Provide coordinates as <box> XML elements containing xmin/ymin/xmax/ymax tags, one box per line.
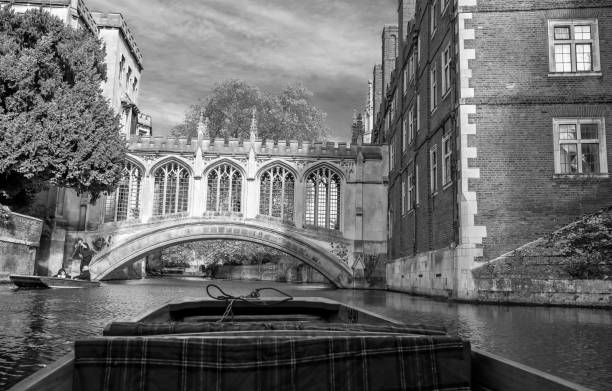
<box><xmin>88</xmin><ymin>220</ymin><xmax>353</xmax><ymax>288</ymax></box>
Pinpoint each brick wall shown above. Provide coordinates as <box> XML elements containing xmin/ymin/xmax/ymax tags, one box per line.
<box><xmin>470</xmin><ymin>4</ymin><xmax>612</xmax><ymax>261</ymax></box>
<box><xmin>387</xmin><ymin>0</ymin><xmax>458</xmax><ymax>260</ymax></box>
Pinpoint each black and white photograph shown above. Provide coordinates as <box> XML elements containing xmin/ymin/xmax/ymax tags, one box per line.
<box><xmin>0</xmin><ymin>0</ymin><xmax>610</xmax><ymax>390</ymax></box>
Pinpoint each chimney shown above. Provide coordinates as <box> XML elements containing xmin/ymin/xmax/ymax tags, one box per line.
<box><xmin>381</xmin><ymin>25</ymin><xmax>399</xmax><ymax>98</ymax></box>
<box><xmin>372</xmin><ymin>64</ymin><xmax>383</xmax><ymax>121</ymax></box>
<box><xmin>398</xmin><ymin>0</ymin><xmax>416</xmax><ymax>47</ymax></box>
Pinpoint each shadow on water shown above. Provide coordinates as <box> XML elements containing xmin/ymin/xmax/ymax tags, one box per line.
<box><xmin>0</xmin><ymin>279</ymin><xmax>611</xmax><ymax>390</ymax></box>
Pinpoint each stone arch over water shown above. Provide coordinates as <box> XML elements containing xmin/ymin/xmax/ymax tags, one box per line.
<box><xmin>88</xmin><ymin>219</ymin><xmax>353</xmax><ymax>288</ymax></box>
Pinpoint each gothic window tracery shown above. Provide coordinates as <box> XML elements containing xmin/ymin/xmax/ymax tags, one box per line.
<box><xmin>304</xmin><ymin>166</ymin><xmax>341</xmax><ymax>230</ymax></box>
<box><xmin>153</xmin><ymin>161</ymin><xmax>190</xmax><ymax>216</ymax></box>
<box><xmin>206</xmin><ymin>163</ymin><xmax>242</xmax><ymax>212</ymax></box>
<box><xmin>105</xmin><ymin>161</ymin><xmax>142</xmax><ymax>222</ymax></box>
<box><xmin>259</xmin><ymin>166</ymin><xmax>295</xmax><ymax>222</ymax></box>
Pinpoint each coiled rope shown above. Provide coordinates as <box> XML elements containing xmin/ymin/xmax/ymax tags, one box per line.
<box><xmin>205</xmin><ymin>284</ymin><xmax>293</xmax><ymax>322</ymax></box>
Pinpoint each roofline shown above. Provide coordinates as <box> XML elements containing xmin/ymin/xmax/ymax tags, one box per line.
<box><xmin>91</xmin><ymin>12</ymin><xmax>143</xmax><ymax>71</ymax></box>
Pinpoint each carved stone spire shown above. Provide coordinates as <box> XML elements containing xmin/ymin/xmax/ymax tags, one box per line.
<box><xmin>249</xmin><ymin>106</ymin><xmax>258</xmax><ymax>142</ymax></box>
<box><xmin>197</xmin><ymin>112</ymin><xmax>209</xmax><ymax>139</ymax></box>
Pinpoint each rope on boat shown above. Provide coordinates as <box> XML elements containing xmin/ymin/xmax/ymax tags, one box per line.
<box><xmin>205</xmin><ymin>284</ymin><xmax>293</xmax><ymax>322</ymax></box>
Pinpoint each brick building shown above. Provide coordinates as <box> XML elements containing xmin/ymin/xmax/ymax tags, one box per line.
<box><xmin>373</xmin><ymin>0</ymin><xmax>612</xmax><ymax>299</ymax></box>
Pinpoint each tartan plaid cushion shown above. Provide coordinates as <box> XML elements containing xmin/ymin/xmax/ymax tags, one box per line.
<box><xmin>103</xmin><ymin>321</ymin><xmax>448</xmax><ymax>337</ymax></box>
<box><xmin>73</xmin><ymin>335</ymin><xmax>470</xmax><ymax>391</ymax></box>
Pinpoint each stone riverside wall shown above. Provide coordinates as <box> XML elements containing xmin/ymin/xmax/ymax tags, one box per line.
<box><xmin>471</xmin><ymin>209</ymin><xmax>612</xmax><ymax>307</ymax></box>
<box><xmin>473</xmin><ymin>278</ymin><xmax>611</xmax><ymax>307</ymax></box>
<box><xmin>0</xmin><ymin>213</ymin><xmax>43</xmax><ymax>281</ymax></box>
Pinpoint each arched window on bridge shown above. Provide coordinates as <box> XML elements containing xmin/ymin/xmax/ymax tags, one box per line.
<box><xmin>259</xmin><ymin>166</ymin><xmax>295</xmax><ymax>222</ymax></box>
<box><xmin>304</xmin><ymin>166</ymin><xmax>341</xmax><ymax>230</ymax></box>
<box><xmin>104</xmin><ymin>161</ymin><xmax>142</xmax><ymax>222</ymax></box>
<box><xmin>153</xmin><ymin>161</ymin><xmax>190</xmax><ymax>216</ymax></box>
<box><xmin>206</xmin><ymin>163</ymin><xmax>242</xmax><ymax>212</ymax></box>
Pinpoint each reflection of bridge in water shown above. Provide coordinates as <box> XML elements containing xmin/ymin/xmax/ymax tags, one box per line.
<box><xmin>49</xmin><ymin>121</ymin><xmax>388</xmax><ymax>287</ymax></box>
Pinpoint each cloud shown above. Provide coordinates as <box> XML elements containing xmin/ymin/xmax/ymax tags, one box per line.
<box><xmin>87</xmin><ymin>0</ymin><xmax>397</xmax><ymax>139</ymax></box>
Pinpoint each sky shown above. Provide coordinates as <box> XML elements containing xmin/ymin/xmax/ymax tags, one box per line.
<box><xmin>87</xmin><ymin>0</ymin><xmax>397</xmax><ymax>140</ymax></box>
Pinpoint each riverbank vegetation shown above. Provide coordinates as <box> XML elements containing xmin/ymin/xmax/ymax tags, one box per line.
<box><xmin>151</xmin><ymin>240</ymin><xmax>287</xmax><ymax>276</ymax></box>
<box><xmin>475</xmin><ymin>207</ymin><xmax>612</xmax><ymax>280</ymax></box>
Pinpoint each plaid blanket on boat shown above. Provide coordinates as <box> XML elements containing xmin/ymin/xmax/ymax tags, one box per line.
<box><xmin>103</xmin><ymin>322</ymin><xmax>448</xmax><ymax>337</ymax></box>
<box><xmin>73</xmin><ymin>335</ymin><xmax>471</xmax><ymax>391</ymax></box>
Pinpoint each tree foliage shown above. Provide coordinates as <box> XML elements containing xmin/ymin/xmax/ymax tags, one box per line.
<box><xmin>0</xmin><ymin>8</ymin><xmax>126</xmax><ymax>207</ymax></box>
<box><xmin>172</xmin><ymin>80</ymin><xmax>329</xmax><ymax>141</ymax></box>
<box><xmin>160</xmin><ymin>240</ymin><xmax>286</xmax><ymax>270</ymax></box>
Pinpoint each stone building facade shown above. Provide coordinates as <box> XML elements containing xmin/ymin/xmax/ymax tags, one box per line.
<box><xmin>374</xmin><ymin>0</ymin><xmax>612</xmax><ymax>299</ymax></box>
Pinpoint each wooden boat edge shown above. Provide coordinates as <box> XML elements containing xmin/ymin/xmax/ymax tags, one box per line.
<box><xmin>7</xmin><ymin>352</ymin><xmax>73</xmax><ymax>391</ymax></box>
<box><xmin>9</xmin><ymin>275</ymin><xmax>100</xmax><ymax>289</ymax></box>
<box><xmin>471</xmin><ymin>348</ymin><xmax>595</xmax><ymax>391</ymax></box>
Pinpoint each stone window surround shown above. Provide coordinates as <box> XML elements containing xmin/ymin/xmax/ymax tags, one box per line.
<box><xmin>430</xmin><ymin>145</ymin><xmax>438</xmax><ymax>194</ymax></box>
<box><xmin>430</xmin><ymin>0</ymin><xmax>438</xmax><ymax>38</ymax></box>
<box><xmin>430</xmin><ymin>65</ymin><xmax>438</xmax><ymax>112</ymax></box>
<box><xmin>547</xmin><ymin>19</ymin><xmax>601</xmax><ymax>76</ymax></box>
<box><xmin>407</xmin><ymin>172</ymin><xmax>415</xmax><ymax>212</ymax></box>
<box><xmin>402</xmin><ymin>118</ymin><xmax>407</xmax><ymax>152</ymax></box>
<box><xmin>442</xmin><ymin>135</ymin><xmax>452</xmax><ymax>187</ymax></box>
<box><xmin>408</xmin><ymin>106</ymin><xmax>414</xmax><ymax>145</ymax></box>
<box><xmin>552</xmin><ymin>117</ymin><xmax>608</xmax><ymax>177</ymax></box>
<box><xmin>401</xmin><ymin>176</ymin><xmax>407</xmax><ymax>215</ymax></box>
<box><xmin>441</xmin><ymin>43</ymin><xmax>451</xmax><ymax>95</ymax></box>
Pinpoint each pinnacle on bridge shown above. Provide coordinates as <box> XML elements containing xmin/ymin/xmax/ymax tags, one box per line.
<box><xmin>249</xmin><ymin>106</ymin><xmax>258</xmax><ymax>142</ymax></box>
<box><xmin>197</xmin><ymin>112</ymin><xmax>209</xmax><ymax>139</ymax></box>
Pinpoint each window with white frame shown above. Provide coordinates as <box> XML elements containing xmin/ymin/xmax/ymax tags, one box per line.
<box><xmin>409</xmin><ymin>54</ymin><xmax>414</xmax><ymax>82</ymax></box>
<box><xmin>430</xmin><ymin>1</ymin><xmax>438</xmax><ymax>37</ymax></box>
<box><xmin>407</xmin><ymin>173</ymin><xmax>414</xmax><ymax>211</ymax></box>
<box><xmin>416</xmin><ymin>94</ymin><xmax>420</xmax><ymax>131</ymax></box>
<box><xmin>403</xmin><ymin>67</ymin><xmax>408</xmax><ymax>95</ymax></box>
<box><xmin>442</xmin><ymin>136</ymin><xmax>452</xmax><ymax>185</ymax></box>
<box><xmin>417</xmin><ymin>34</ymin><xmax>421</xmax><ymax>63</ymax></box>
<box><xmin>430</xmin><ymin>146</ymin><xmax>438</xmax><ymax>193</ymax></box>
<box><xmin>412</xmin><ymin>52</ymin><xmax>417</xmax><ymax>79</ymax></box>
<box><xmin>390</xmin><ymin>134</ymin><xmax>395</xmax><ymax>171</ymax></box>
<box><xmin>415</xmin><ymin>164</ymin><xmax>420</xmax><ymax>205</ymax></box>
<box><xmin>553</xmin><ymin>118</ymin><xmax>607</xmax><ymax>175</ymax></box>
<box><xmin>408</xmin><ymin>107</ymin><xmax>414</xmax><ymax>144</ymax></box>
<box><xmin>401</xmin><ymin>176</ymin><xmax>407</xmax><ymax>215</ymax></box>
<box><xmin>442</xmin><ymin>44</ymin><xmax>451</xmax><ymax>94</ymax></box>
<box><xmin>548</xmin><ymin>20</ymin><xmax>600</xmax><ymax>73</ymax></box>
<box><xmin>402</xmin><ymin>119</ymin><xmax>407</xmax><ymax>152</ymax></box>
<box><xmin>430</xmin><ymin>65</ymin><xmax>438</xmax><ymax>110</ymax></box>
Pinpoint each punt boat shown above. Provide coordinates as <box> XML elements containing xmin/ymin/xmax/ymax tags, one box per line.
<box><xmin>8</xmin><ymin>286</ymin><xmax>593</xmax><ymax>391</ymax></box>
<box><xmin>9</xmin><ymin>274</ymin><xmax>100</xmax><ymax>289</ymax></box>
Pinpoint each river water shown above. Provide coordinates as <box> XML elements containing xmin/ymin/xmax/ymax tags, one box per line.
<box><xmin>0</xmin><ymin>278</ymin><xmax>610</xmax><ymax>390</ymax></box>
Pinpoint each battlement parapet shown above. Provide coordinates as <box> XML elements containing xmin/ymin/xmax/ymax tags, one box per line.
<box><xmin>127</xmin><ymin>137</ymin><xmax>384</xmax><ymax>160</ymax></box>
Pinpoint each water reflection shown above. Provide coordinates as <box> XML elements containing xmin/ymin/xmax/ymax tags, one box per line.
<box><xmin>0</xmin><ymin>279</ymin><xmax>610</xmax><ymax>390</ymax></box>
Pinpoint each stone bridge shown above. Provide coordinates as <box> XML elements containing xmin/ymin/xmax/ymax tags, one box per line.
<box><xmin>45</xmin><ymin>122</ymin><xmax>388</xmax><ymax>287</ymax></box>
